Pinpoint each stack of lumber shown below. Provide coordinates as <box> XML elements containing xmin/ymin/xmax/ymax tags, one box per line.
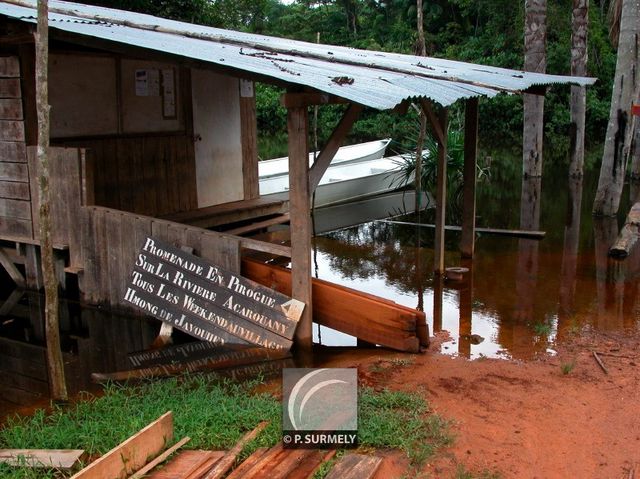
<box><xmin>242</xmin><ymin>258</ymin><xmax>429</xmax><ymax>352</ymax></box>
<box><xmin>6</xmin><ymin>411</ymin><xmax>385</xmax><ymax>479</ymax></box>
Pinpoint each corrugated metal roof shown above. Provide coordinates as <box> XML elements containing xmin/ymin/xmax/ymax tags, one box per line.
<box><xmin>0</xmin><ymin>0</ymin><xmax>597</xmax><ymax>110</ymax></box>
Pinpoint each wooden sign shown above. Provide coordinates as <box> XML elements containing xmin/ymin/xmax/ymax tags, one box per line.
<box><xmin>124</xmin><ymin>237</ymin><xmax>304</xmax><ymax>349</ymax></box>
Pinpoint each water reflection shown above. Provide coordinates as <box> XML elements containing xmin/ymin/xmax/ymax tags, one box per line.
<box><xmin>313</xmin><ymin>162</ymin><xmax>640</xmax><ymax>360</ymax></box>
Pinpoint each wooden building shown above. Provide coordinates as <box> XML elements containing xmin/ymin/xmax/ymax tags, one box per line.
<box><xmin>0</xmin><ymin>0</ymin><xmax>595</xmax><ymax>350</ymax></box>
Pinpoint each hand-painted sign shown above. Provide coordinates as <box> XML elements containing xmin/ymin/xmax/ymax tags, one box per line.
<box><xmin>123</xmin><ymin>237</ymin><xmax>304</xmax><ymax>349</ymax></box>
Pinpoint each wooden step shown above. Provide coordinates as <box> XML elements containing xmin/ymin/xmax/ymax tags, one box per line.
<box><xmin>225</xmin><ymin>213</ymin><xmax>290</xmax><ymax>236</ymax></box>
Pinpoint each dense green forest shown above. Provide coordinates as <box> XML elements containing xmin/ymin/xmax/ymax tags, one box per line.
<box><xmin>87</xmin><ymin>0</ymin><xmax>616</xmax><ymax>160</ymax></box>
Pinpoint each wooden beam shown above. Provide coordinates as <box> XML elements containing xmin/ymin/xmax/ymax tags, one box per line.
<box><xmin>0</xmin><ymin>247</ymin><xmax>25</xmax><ymax>287</ymax></box>
<box><xmin>240</xmin><ymin>80</ymin><xmax>259</xmax><ymax>200</ymax></box>
<box><xmin>0</xmin><ymin>33</ymin><xmax>35</xmax><ymax>45</ymax></box>
<box><xmin>419</xmin><ymin>98</ymin><xmax>445</xmax><ymax>145</ymax></box>
<box><xmin>460</xmin><ymin>98</ymin><xmax>478</xmax><ymax>258</ymax></box>
<box><xmin>309</xmin><ymin>103</ymin><xmax>362</xmax><ymax>192</ymax></box>
<box><xmin>433</xmin><ymin>107</ymin><xmax>448</xmax><ymax>273</ymax></box>
<box><xmin>280</xmin><ymin>92</ymin><xmax>349</xmax><ymax>108</ymax></box>
<box><xmin>287</xmin><ymin>105</ymin><xmax>312</xmax><ymax>349</ymax></box>
<box><xmin>70</xmin><ymin>412</ymin><xmax>173</xmax><ymax>479</ymax></box>
<box><xmin>0</xmin><ymin>449</ymin><xmax>84</xmax><ymax>469</ymax></box>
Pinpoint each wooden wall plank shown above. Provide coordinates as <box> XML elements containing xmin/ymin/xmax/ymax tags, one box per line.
<box><xmin>0</xmin><ymin>181</ymin><xmax>30</xmax><ymax>200</ymax></box>
<box><xmin>142</xmin><ymin>137</ymin><xmax>158</xmax><ymax>216</ymax></box>
<box><xmin>0</xmin><ymin>121</ymin><xmax>25</xmax><ymax>142</ymax></box>
<box><xmin>93</xmin><ymin>208</ymin><xmax>108</xmax><ymax>304</ymax></box>
<box><xmin>0</xmin><ymin>57</ymin><xmax>20</xmax><ymax>78</ymax></box>
<box><xmin>49</xmin><ymin>149</ymin><xmax>68</xmax><ymax>246</ymax></box>
<box><xmin>17</xmin><ymin>45</ymin><xmax>36</xmax><ymax>146</ymax></box>
<box><xmin>0</xmin><ymin>79</ymin><xmax>21</xmax><ymax>99</ymax></box>
<box><xmin>0</xmin><ymin>161</ymin><xmax>28</xmax><ymax>182</ymax></box>
<box><xmin>70</xmin><ymin>412</ymin><xmax>173</xmax><ymax>479</ymax></box>
<box><xmin>0</xmin><ymin>198</ymin><xmax>31</xmax><ymax>220</ymax></box>
<box><xmin>0</xmin><ymin>141</ymin><xmax>26</xmax><ymax>163</ymax></box>
<box><xmin>166</xmin><ymin>136</ymin><xmax>180</xmax><ymax>213</ymax></box>
<box><xmin>27</xmin><ymin>149</ymin><xmax>39</xmax><ymax>240</ymax></box>
<box><xmin>79</xmin><ymin>208</ymin><xmax>97</xmax><ymax>301</ymax></box>
<box><xmin>64</xmin><ymin>149</ymin><xmax>84</xmax><ymax>266</ymax></box>
<box><xmin>0</xmin><ymin>217</ymin><xmax>32</xmax><ymax>239</ymax></box>
<box><xmin>0</xmin><ymin>99</ymin><xmax>23</xmax><ymax>120</ymax></box>
<box><xmin>201</xmin><ymin>233</ymin><xmax>240</xmax><ymax>273</ymax></box>
<box><xmin>105</xmin><ymin>210</ymin><xmax>124</xmax><ymax>306</ymax></box>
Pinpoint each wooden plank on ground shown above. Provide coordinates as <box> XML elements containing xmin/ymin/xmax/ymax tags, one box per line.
<box><xmin>0</xmin><ymin>180</ymin><xmax>30</xmax><ymax>200</ymax></box>
<box><xmin>202</xmin><ymin>421</ymin><xmax>269</xmax><ymax>479</ymax></box>
<box><xmin>129</xmin><ymin>436</ymin><xmax>190</xmax><ymax>479</ymax></box>
<box><xmin>0</xmin><ymin>121</ymin><xmax>25</xmax><ymax>142</ymax></box>
<box><xmin>0</xmin><ymin>449</ymin><xmax>85</xmax><ymax>469</ymax></box>
<box><xmin>225</xmin><ymin>447</ymin><xmax>269</xmax><ymax>479</ymax></box>
<box><xmin>242</xmin><ymin>259</ymin><xmax>421</xmax><ymax>352</ymax></box>
<box><xmin>69</xmin><ymin>411</ymin><xmax>173</xmax><ymax>479</ymax></box>
<box><xmin>147</xmin><ymin>450</ymin><xmax>224</xmax><ymax>479</ymax></box>
<box><xmin>0</xmin><ymin>161</ymin><xmax>28</xmax><ymax>181</ymax></box>
<box><xmin>0</xmin><ymin>141</ymin><xmax>26</xmax><ymax>162</ymax></box>
<box><xmin>324</xmin><ymin>454</ymin><xmax>382</xmax><ymax>479</ymax></box>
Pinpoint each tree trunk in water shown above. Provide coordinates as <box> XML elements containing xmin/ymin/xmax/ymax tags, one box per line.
<box><xmin>36</xmin><ymin>0</ymin><xmax>67</xmax><ymax>402</ymax></box>
<box><xmin>593</xmin><ymin>0</ymin><xmax>640</xmax><ymax>216</ymax></box>
<box><xmin>569</xmin><ymin>0</ymin><xmax>589</xmax><ymax>177</ymax></box>
<box><xmin>523</xmin><ymin>0</ymin><xmax>546</xmax><ymax>178</ymax></box>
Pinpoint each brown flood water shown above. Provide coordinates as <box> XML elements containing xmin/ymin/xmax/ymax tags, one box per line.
<box><xmin>312</xmin><ymin>159</ymin><xmax>640</xmax><ymax>359</ymax></box>
<box><xmin>1</xmin><ymin>156</ymin><xmax>638</xmax><ymax>419</ymax></box>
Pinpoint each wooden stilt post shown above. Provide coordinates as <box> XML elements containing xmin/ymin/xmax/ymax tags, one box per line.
<box><xmin>36</xmin><ymin>0</ymin><xmax>67</xmax><ymax>401</ymax></box>
<box><xmin>461</xmin><ymin>98</ymin><xmax>479</xmax><ymax>258</ymax></box>
<box><xmin>433</xmin><ymin>107</ymin><xmax>448</xmax><ymax>273</ymax></box>
<box><xmin>287</xmin><ymin>105</ymin><xmax>313</xmax><ymax>350</ymax></box>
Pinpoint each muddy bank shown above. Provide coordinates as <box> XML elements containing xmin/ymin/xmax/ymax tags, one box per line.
<box><xmin>334</xmin><ymin>330</ymin><xmax>640</xmax><ymax>478</ymax></box>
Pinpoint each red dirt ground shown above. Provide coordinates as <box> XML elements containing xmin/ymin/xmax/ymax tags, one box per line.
<box><xmin>328</xmin><ymin>330</ymin><xmax>640</xmax><ymax>479</ymax></box>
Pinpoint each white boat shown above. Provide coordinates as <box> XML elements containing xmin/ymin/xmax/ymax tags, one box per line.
<box><xmin>259</xmin><ymin>139</ymin><xmax>406</xmax><ymax>207</ymax></box>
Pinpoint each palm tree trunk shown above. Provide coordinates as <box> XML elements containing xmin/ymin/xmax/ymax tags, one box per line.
<box><xmin>523</xmin><ymin>0</ymin><xmax>547</xmax><ymax>178</ymax></box>
<box><xmin>569</xmin><ymin>0</ymin><xmax>589</xmax><ymax>177</ymax></box>
<box><xmin>593</xmin><ymin>0</ymin><xmax>640</xmax><ymax>216</ymax></box>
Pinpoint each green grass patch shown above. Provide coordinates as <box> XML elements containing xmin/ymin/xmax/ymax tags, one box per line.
<box><xmin>1</xmin><ymin>378</ymin><xmax>449</xmax><ymax>478</ymax></box>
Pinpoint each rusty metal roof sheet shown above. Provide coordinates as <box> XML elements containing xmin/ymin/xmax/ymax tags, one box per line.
<box><xmin>0</xmin><ymin>0</ymin><xmax>597</xmax><ymax>110</ymax></box>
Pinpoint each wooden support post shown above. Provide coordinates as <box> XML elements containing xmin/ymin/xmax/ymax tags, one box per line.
<box><xmin>433</xmin><ymin>107</ymin><xmax>448</xmax><ymax>273</ymax></box>
<box><xmin>36</xmin><ymin>0</ymin><xmax>67</xmax><ymax>402</ymax></box>
<box><xmin>287</xmin><ymin>105</ymin><xmax>312</xmax><ymax>350</ymax></box>
<box><xmin>461</xmin><ymin>98</ymin><xmax>479</xmax><ymax>258</ymax></box>
<box><xmin>240</xmin><ymin>80</ymin><xmax>259</xmax><ymax>200</ymax></box>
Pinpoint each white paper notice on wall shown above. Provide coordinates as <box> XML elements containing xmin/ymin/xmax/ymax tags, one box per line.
<box><xmin>161</xmin><ymin>68</ymin><xmax>177</xmax><ymax>118</ymax></box>
<box><xmin>240</xmin><ymin>79</ymin><xmax>254</xmax><ymax>98</ymax></box>
<box><xmin>135</xmin><ymin>69</ymin><xmax>160</xmax><ymax>96</ymax></box>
